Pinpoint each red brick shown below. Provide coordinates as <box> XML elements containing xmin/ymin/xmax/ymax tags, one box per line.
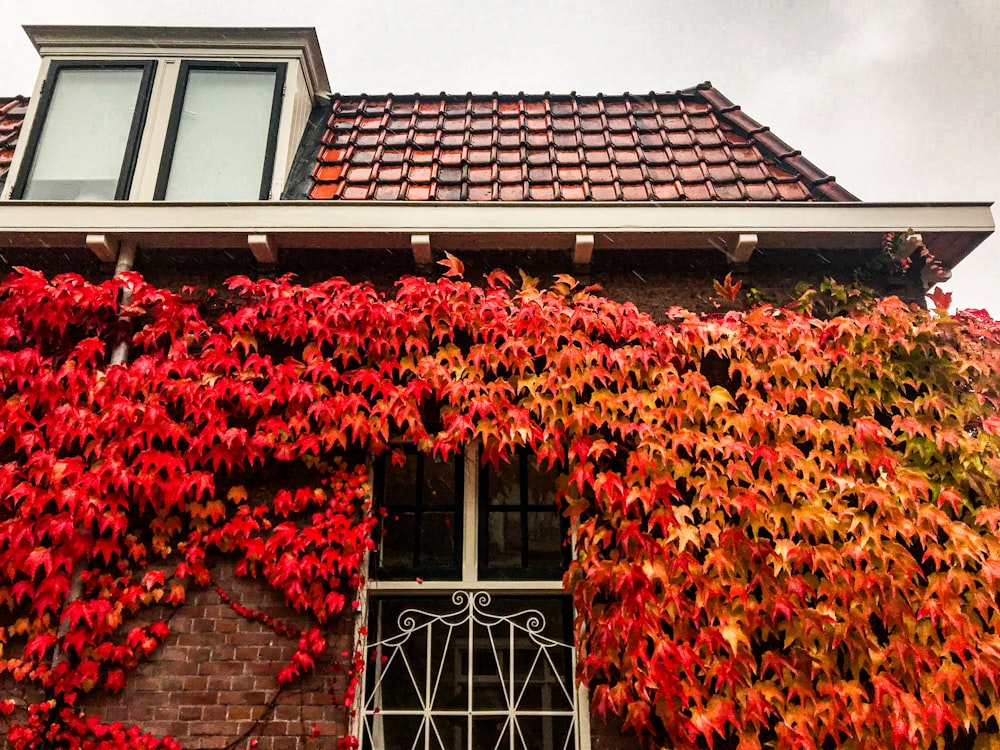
<box><xmin>201</xmin><ymin>705</ymin><xmax>229</xmax><ymax>721</ymax></box>
<box><xmin>183</xmin><ymin>676</ymin><xmax>209</xmax><ymax>690</ymax></box>
<box><xmin>205</xmin><ymin>675</ymin><xmax>237</xmax><ymax>691</ymax></box>
<box><xmin>178</xmin><ymin>705</ymin><xmax>203</xmax><ymax>720</ymax></box>
<box><xmin>234</xmin><ymin>646</ymin><xmax>261</xmax><ymax>660</ymax></box>
<box><xmin>198</xmin><ymin>660</ymin><xmax>244</xmax><ymax>676</ymax></box>
<box><xmin>219</xmin><ymin>690</ymin><xmax>269</xmax><ymax>704</ymax></box>
<box><xmin>273</xmin><ymin>704</ymin><xmax>304</xmax><ymax>721</ymax></box>
<box><xmin>191</xmin><ymin>618</ymin><xmax>219</xmax><ymax>633</ymax></box>
<box><xmin>226</xmin><ymin>705</ymin><xmax>257</xmax><ymax>721</ymax></box>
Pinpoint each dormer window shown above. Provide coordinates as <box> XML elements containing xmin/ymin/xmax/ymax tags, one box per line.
<box><xmin>13</xmin><ymin>61</ymin><xmax>155</xmax><ymax>200</ymax></box>
<box><xmin>3</xmin><ymin>26</ymin><xmax>328</xmax><ymax>203</ymax></box>
<box><xmin>155</xmin><ymin>62</ymin><xmax>285</xmax><ymax>201</ymax></box>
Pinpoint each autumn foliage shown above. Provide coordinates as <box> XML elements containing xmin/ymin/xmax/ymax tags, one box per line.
<box><xmin>0</xmin><ymin>258</ymin><xmax>998</xmax><ymax>749</ymax></box>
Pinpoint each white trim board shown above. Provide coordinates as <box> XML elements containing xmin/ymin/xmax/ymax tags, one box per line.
<box><xmin>0</xmin><ymin>201</ymin><xmax>992</xmax><ymax>268</ymax></box>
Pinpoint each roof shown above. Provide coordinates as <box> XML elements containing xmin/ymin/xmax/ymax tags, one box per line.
<box><xmin>0</xmin><ymin>96</ymin><xmax>27</xmax><ymax>193</ymax></box>
<box><xmin>299</xmin><ymin>83</ymin><xmax>859</xmax><ymax>203</ymax></box>
<box><xmin>2</xmin><ymin>84</ymin><xmax>858</xmax><ymax>204</ymax></box>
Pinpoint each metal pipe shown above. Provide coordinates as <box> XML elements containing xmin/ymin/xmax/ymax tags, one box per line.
<box><xmin>109</xmin><ymin>242</ymin><xmax>136</xmax><ymax>366</ymax></box>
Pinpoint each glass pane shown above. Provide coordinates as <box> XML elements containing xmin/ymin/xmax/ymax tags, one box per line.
<box><xmin>363</xmin><ymin>715</ymin><xmax>424</xmax><ymax>750</ymax></box>
<box><xmin>487</xmin><ymin>512</ymin><xmax>523</xmax><ymax>569</ymax></box>
<box><xmin>379</xmin><ymin>454</ymin><xmax>460</xmax><ymax>577</ymax></box>
<box><xmin>381</xmin><ymin>512</ymin><xmax>415</xmax><ymax>570</ymax></box>
<box><xmin>486</xmin><ymin>510</ymin><xmax>562</xmax><ymax>575</ymax></box>
<box><xmin>23</xmin><ymin>67</ymin><xmax>144</xmax><ymax>200</ymax></box>
<box><xmin>429</xmin><ymin>621</ymin><xmax>467</xmax><ymax>713</ymax></box>
<box><xmin>370</xmin><ymin>654</ymin><xmax>424</xmax><ymax>711</ymax></box>
<box><xmin>511</xmin><ymin>600</ymin><xmax>574</xmax><ymax>712</ymax></box>
<box><xmin>383</xmin><ymin>453</ymin><xmax>419</xmax><ymax>507</ymax></box>
<box><xmin>515</xmin><ymin>715</ymin><xmax>574</xmax><ymax>750</ymax></box>
<box><xmin>515</xmin><ymin>646</ymin><xmax>574</xmax><ymax>712</ymax></box>
<box><xmin>526</xmin><ymin>460</ymin><xmax>558</xmax><ymax>506</ymax></box>
<box><xmin>368</xmin><ymin>601</ymin><xmax>426</xmax><ymax>711</ymax></box>
<box><xmin>420</xmin><ymin>512</ymin><xmax>456</xmax><ymax>567</ymax></box>
<box><xmin>486</xmin><ymin>458</ymin><xmax>520</xmax><ymax>506</ymax></box>
<box><xmin>525</xmin><ymin>511</ymin><xmax>563</xmax><ymax>570</ymax></box>
<box><xmin>423</xmin><ymin>455</ymin><xmax>457</xmax><ymax>507</ymax></box>
<box><xmin>164</xmin><ymin>68</ymin><xmax>277</xmax><ymax>200</ymax></box>
<box><xmin>472</xmin><ymin>717</ymin><xmax>507</xmax><ymax>750</ymax></box>
<box><xmin>433</xmin><ymin>715</ymin><xmax>467</xmax><ymax>750</ymax></box>
<box><xmin>472</xmin><ymin>616</ymin><xmax>508</xmax><ymax>710</ymax></box>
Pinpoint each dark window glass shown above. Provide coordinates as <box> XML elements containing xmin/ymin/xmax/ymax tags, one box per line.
<box><xmin>375</xmin><ymin>451</ymin><xmax>462</xmax><ymax>579</ymax></box>
<box><xmin>480</xmin><ymin>452</ymin><xmax>567</xmax><ymax>579</ymax></box>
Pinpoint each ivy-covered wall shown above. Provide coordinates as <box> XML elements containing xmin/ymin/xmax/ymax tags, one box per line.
<box><xmin>0</xmin><ymin>237</ymin><xmax>996</xmax><ymax>750</ymax></box>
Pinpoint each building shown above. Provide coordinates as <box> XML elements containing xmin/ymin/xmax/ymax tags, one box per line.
<box><xmin>0</xmin><ymin>25</ymin><xmax>994</xmax><ymax>750</ymax></box>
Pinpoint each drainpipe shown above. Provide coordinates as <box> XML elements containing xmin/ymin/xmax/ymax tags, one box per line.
<box><xmin>109</xmin><ymin>242</ymin><xmax>136</xmax><ymax>366</ymax></box>
<box><xmin>52</xmin><ymin>243</ymin><xmax>138</xmax><ymax>670</ymax></box>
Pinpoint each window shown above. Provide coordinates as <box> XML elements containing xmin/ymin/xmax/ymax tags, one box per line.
<box><xmin>12</xmin><ymin>61</ymin><xmax>155</xmax><ymax>200</ymax></box>
<box><xmin>362</xmin><ymin>449</ymin><xmax>581</xmax><ymax>750</ymax></box>
<box><xmin>155</xmin><ymin>62</ymin><xmax>285</xmax><ymax>201</ymax></box>
<box><xmin>12</xmin><ymin>58</ymin><xmax>285</xmax><ymax>202</ymax></box>
<box><xmin>480</xmin><ymin>452</ymin><xmax>569</xmax><ymax>580</ymax></box>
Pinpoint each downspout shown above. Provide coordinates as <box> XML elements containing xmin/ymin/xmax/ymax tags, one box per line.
<box><xmin>110</xmin><ymin>242</ymin><xmax>136</xmax><ymax>365</ymax></box>
<box><xmin>51</xmin><ymin>243</ymin><xmax>137</xmax><ymax>669</ymax></box>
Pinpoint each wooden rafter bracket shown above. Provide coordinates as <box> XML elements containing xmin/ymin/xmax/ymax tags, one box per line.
<box><xmin>709</xmin><ymin>233</ymin><xmax>758</xmax><ymax>265</ymax></box>
<box><xmin>573</xmin><ymin>233</ymin><xmax>595</xmax><ymax>269</ymax></box>
<box><xmin>85</xmin><ymin>234</ymin><xmax>119</xmax><ymax>263</ymax></box>
<box><xmin>728</xmin><ymin>233</ymin><xmax>758</xmax><ymax>265</ymax></box>
<box><xmin>411</xmin><ymin>234</ymin><xmax>432</xmax><ymax>268</ymax></box>
<box><xmin>248</xmin><ymin>234</ymin><xmax>277</xmax><ymax>264</ymax></box>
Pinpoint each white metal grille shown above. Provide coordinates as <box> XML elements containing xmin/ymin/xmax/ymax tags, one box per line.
<box><xmin>361</xmin><ymin>591</ymin><xmax>577</xmax><ymax>750</ymax></box>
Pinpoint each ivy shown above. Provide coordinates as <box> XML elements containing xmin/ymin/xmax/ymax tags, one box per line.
<box><xmin>0</xmin><ymin>257</ymin><xmax>997</xmax><ymax>749</ymax></box>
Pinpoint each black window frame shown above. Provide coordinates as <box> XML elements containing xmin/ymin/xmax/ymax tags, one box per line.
<box><xmin>11</xmin><ymin>59</ymin><xmax>157</xmax><ymax>201</ymax></box>
<box><xmin>373</xmin><ymin>448</ymin><xmax>465</xmax><ymax>580</ymax></box>
<box><xmin>153</xmin><ymin>60</ymin><xmax>286</xmax><ymax>201</ymax></box>
<box><xmin>478</xmin><ymin>450</ymin><xmax>570</xmax><ymax>580</ymax></box>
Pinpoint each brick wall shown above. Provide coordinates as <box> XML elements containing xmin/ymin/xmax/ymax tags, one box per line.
<box><xmin>82</xmin><ymin>566</ymin><xmax>356</xmax><ymax>750</ymax></box>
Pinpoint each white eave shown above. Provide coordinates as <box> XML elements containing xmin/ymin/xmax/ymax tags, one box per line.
<box><xmin>0</xmin><ymin>200</ymin><xmax>992</xmax><ymax>269</ymax></box>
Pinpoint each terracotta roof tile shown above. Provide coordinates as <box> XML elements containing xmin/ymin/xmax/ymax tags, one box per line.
<box><xmin>0</xmin><ymin>96</ymin><xmax>28</xmax><ymax>190</ymax></box>
<box><xmin>303</xmin><ymin>83</ymin><xmax>859</xmax><ymax>202</ymax></box>
<box><xmin>714</xmin><ymin>183</ymin><xmax>746</xmax><ymax>201</ymax></box>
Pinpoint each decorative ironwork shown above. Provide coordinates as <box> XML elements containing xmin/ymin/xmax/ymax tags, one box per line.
<box><xmin>361</xmin><ymin>591</ymin><xmax>577</xmax><ymax>750</ymax></box>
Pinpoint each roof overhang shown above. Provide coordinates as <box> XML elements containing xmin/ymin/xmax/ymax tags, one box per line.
<box><xmin>22</xmin><ymin>25</ymin><xmax>330</xmax><ymax>95</ymax></box>
<box><xmin>0</xmin><ymin>201</ymin><xmax>992</xmax><ymax>269</ymax></box>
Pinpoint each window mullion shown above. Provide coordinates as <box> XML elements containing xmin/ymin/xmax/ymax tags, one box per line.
<box><xmin>462</xmin><ymin>447</ymin><xmax>479</xmax><ymax>582</ymax></box>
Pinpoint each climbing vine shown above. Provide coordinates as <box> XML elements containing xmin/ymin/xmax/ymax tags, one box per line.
<box><xmin>0</xmin><ymin>250</ymin><xmax>997</xmax><ymax>749</ymax></box>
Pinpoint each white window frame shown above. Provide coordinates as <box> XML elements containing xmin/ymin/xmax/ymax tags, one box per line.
<box><xmin>358</xmin><ymin>446</ymin><xmax>591</xmax><ymax>750</ymax></box>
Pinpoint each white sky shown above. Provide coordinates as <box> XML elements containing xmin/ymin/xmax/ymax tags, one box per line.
<box><xmin>0</xmin><ymin>0</ymin><xmax>997</xmax><ymax>314</ymax></box>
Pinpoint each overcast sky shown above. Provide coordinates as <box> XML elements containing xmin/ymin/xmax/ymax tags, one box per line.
<box><xmin>0</xmin><ymin>0</ymin><xmax>996</xmax><ymax>314</ymax></box>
